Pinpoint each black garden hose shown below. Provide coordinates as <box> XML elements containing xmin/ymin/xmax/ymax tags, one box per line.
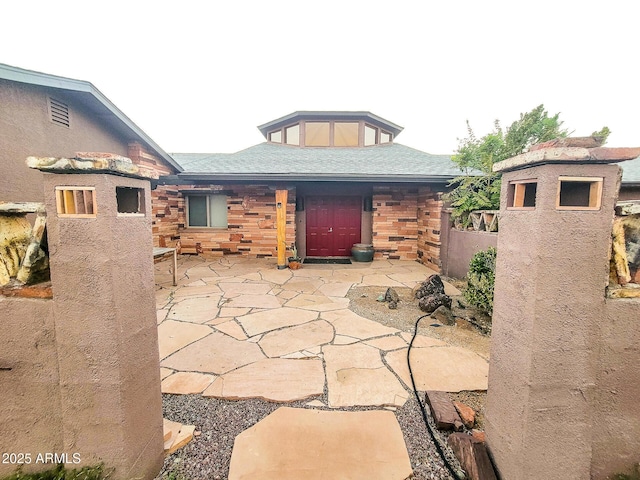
<box><xmin>407</xmin><ymin>313</ymin><xmax>467</xmax><ymax>480</ymax></box>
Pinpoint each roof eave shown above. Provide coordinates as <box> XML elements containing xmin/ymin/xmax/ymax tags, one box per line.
<box><xmin>173</xmin><ymin>172</ymin><xmax>453</xmax><ymax>183</ymax></box>
<box><xmin>0</xmin><ymin>63</ymin><xmax>183</xmax><ymax>173</ymax></box>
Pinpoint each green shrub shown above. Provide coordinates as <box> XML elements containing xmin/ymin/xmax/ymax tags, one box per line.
<box><xmin>464</xmin><ymin>247</ymin><xmax>496</xmax><ymax>315</ymax></box>
<box><xmin>611</xmin><ymin>463</ymin><xmax>640</xmax><ymax>480</ymax></box>
<box><xmin>1</xmin><ymin>464</ymin><xmax>108</xmax><ymax>480</ymax></box>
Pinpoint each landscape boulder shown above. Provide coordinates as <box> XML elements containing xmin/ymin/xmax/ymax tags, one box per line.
<box><xmin>419</xmin><ymin>293</ymin><xmax>452</xmax><ymax>313</ymax></box>
<box><xmin>414</xmin><ymin>274</ymin><xmax>445</xmax><ymax>299</ymax></box>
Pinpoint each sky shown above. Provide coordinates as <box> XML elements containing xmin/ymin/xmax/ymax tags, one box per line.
<box><xmin>2</xmin><ymin>0</ymin><xmax>638</xmax><ymax>156</ymax></box>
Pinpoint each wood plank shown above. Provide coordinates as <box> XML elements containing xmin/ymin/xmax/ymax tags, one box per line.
<box><xmin>424</xmin><ymin>390</ymin><xmax>463</xmax><ymax>431</ymax></box>
<box><xmin>275</xmin><ymin>189</ymin><xmax>287</xmax><ymax>268</ymax></box>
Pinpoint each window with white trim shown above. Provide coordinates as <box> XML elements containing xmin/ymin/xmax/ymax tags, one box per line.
<box><xmin>186</xmin><ymin>194</ymin><xmax>228</xmax><ymax>228</ymax></box>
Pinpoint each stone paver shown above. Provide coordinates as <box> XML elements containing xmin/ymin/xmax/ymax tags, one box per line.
<box><xmin>285</xmin><ymin>293</ymin><xmax>349</xmax><ymax>312</ymax></box>
<box><xmin>364</xmin><ymin>335</ymin><xmax>408</xmax><ymax>351</ymax></box>
<box><xmin>161</xmin><ymin>332</ymin><xmax>265</xmax><ymax>374</ymax></box>
<box><xmin>359</xmin><ymin>274</ymin><xmax>405</xmax><ymax>287</ymax></box>
<box><xmin>386</xmin><ymin>346</ymin><xmax>489</xmax><ymax>392</ymax></box>
<box><xmin>322</xmin><ymin>309</ymin><xmax>400</xmax><ymax>340</ymax></box>
<box><xmin>161</xmin><ymin>372</ymin><xmax>215</xmax><ymax>394</ymax></box>
<box><xmin>157</xmin><ymin>320</ymin><xmax>212</xmax><ymax>359</ymax></box>
<box><xmin>171</xmin><ymin>284</ymin><xmax>222</xmax><ymax>299</ymax></box>
<box><xmin>204</xmin><ymin>359</ymin><xmax>324</xmax><ymax>402</ymax></box>
<box><xmin>217</xmin><ymin>282</ymin><xmax>273</xmax><ymax>296</ymax></box>
<box><xmin>258</xmin><ymin>319</ymin><xmax>334</xmax><ymax>357</ymax></box>
<box><xmin>218</xmin><ymin>307</ymin><xmax>251</xmax><ymax>318</ymax></box>
<box><xmin>155</xmin><ymin>258</ymin><xmax>488</xmax><ymax>409</ymax></box>
<box><xmin>236</xmin><ymin>307</ymin><xmax>318</xmax><ymax>337</ymax></box>
<box><xmin>228</xmin><ymin>407</ymin><xmax>413</xmax><ymax>480</ymax></box>
<box><xmin>317</xmin><ymin>281</ymin><xmax>354</xmax><ymax>297</ymax></box>
<box><xmin>225</xmin><ymin>294</ymin><xmax>281</xmax><ymax>309</ymax></box>
<box><xmin>213</xmin><ymin>320</ymin><xmax>247</xmax><ymax>340</ymax></box>
<box><xmin>324</xmin><ymin>343</ymin><xmax>408</xmax><ymax>407</ymax></box>
<box><xmin>168</xmin><ymin>296</ymin><xmax>221</xmax><ymax>323</ymax></box>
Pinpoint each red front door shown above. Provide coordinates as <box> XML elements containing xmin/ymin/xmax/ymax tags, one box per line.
<box><xmin>306</xmin><ymin>196</ymin><xmax>361</xmax><ymax>256</ymax></box>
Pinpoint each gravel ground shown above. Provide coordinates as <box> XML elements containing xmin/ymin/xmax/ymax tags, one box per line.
<box><xmin>156</xmin><ymin>281</ymin><xmax>489</xmax><ymax>480</ymax></box>
<box><xmin>156</xmin><ymin>393</ymin><xmax>461</xmax><ymax>480</ymax></box>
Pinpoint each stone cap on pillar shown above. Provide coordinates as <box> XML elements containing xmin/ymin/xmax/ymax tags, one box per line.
<box><xmin>493</xmin><ymin>137</ymin><xmax>640</xmax><ymax>173</ymax></box>
<box><xmin>26</xmin><ymin>152</ymin><xmax>158</xmax><ymax>179</ymax></box>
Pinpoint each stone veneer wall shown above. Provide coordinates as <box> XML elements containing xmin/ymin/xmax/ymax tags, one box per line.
<box><xmin>417</xmin><ymin>187</ymin><xmax>443</xmax><ymax>270</ymax></box>
<box><xmin>372</xmin><ymin>185</ymin><xmax>443</xmax><ymax>267</ymax></box>
<box><xmin>372</xmin><ymin>186</ymin><xmax>419</xmax><ymax>260</ymax></box>
<box><xmin>127</xmin><ymin>143</ymin><xmax>181</xmax><ymax>248</ymax></box>
<box><xmin>176</xmin><ymin>184</ymin><xmax>296</xmax><ymax>258</ymax></box>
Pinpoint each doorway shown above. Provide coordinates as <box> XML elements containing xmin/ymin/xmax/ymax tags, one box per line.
<box><xmin>305</xmin><ymin>196</ymin><xmax>361</xmax><ymax>256</ymax></box>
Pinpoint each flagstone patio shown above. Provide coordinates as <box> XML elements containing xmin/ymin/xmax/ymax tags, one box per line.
<box><xmin>155</xmin><ymin>255</ymin><xmax>488</xmax><ymax>406</ymax></box>
<box><xmin>155</xmin><ymin>255</ymin><xmax>489</xmax><ymax>479</ymax></box>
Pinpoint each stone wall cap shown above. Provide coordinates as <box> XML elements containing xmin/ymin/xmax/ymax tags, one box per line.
<box><xmin>26</xmin><ymin>155</ymin><xmax>158</xmax><ymax>179</ymax></box>
<box><xmin>0</xmin><ymin>202</ymin><xmax>45</xmax><ymax>214</ymax></box>
<box><xmin>493</xmin><ymin>145</ymin><xmax>640</xmax><ymax>173</ymax></box>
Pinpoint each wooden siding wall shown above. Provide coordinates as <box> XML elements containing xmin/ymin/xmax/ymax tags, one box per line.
<box><xmin>176</xmin><ymin>185</ymin><xmax>296</xmax><ymax>258</ymax></box>
<box><xmin>417</xmin><ymin>187</ymin><xmax>444</xmax><ymax>270</ymax></box>
<box><xmin>372</xmin><ymin>185</ymin><xmax>443</xmax><ymax>268</ymax></box>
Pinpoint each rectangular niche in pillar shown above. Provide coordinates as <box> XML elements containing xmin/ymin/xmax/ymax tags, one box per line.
<box><xmin>556</xmin><ymin>177</ymin><xmax>603</xmax><ymax>211</ymax></box>
<box><xmin>507</xmin><ymin>180</ymin><xmax>537</xmax><ymax>209</ymax></box>
<box><xmin>116</xmin><ymin>186</ymin><xmax>145</xmax><ymax>216</ymax></box>
<box><xmin>55</xmin><ymin>186</ymin><xmax>97</xmax><ymax>217</ymax></box>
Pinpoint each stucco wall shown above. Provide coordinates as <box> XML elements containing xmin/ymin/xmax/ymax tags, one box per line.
<box><xmin>177</xmin><ymin>184</ymin><xmax>296</xmax><ymax>258</ymax></box>
<box><xmin>486</xmin><ymin>162</ymin><xmax>640</xmax><ymax>480</ymax></box>
<box><xmin>43</xmin><ymin>173</ymin><xmax>162</xmax><ymax>478</ymax></box>
<box><xmin>440</xmin><ymin>209</ymin><xmax>498</xmax><ymax>279</ymax></box>
<box><xmin>0</xmin><ymin>79</ymin><xmax>129</xmax><ymax>203</ymax></box>
<box><xmin>591</xmin><ymin>298</ymin><xmax>640</xmax><ymax>478</ymax></box>
<box><xmin>0</xmin><ymin>296</ymin><xmax>62</xmax><ymax>476</ymax></box>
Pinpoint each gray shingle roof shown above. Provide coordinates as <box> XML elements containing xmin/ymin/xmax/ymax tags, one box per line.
<box><xmin>170</xmin><ymin>143</ymin><xmax>640</xmax><ymax>184</ymax></box>
<box><xmin>618</xmin><ymin>156</ymin><xmax>640</xmax><ymax>183</ymax></box>
<box><xmin>171</xmin><ymin>142</ymin><xmax>460</xmax><ymax>182</ymax></box>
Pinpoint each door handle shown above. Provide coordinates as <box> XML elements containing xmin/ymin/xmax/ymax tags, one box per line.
<box><xmin>328</xmin><ymin>227</ymin><xmax>333</xmax><ymax>233</ymax></box>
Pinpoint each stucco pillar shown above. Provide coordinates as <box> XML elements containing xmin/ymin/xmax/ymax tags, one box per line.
<box><xmin>36</xmin><ymin>161</ymin><xmax>163</xmax><ymax>478</ymax></box>
<box><xmin>485</xmin><ymin>141</ymin><xmax>640</xmax><ymax>480</ymax></box>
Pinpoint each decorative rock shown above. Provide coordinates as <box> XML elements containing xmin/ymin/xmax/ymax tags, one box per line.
<box><xmin>424</xmin><ymin>391</ymin><xmax>463</xmax><ymax>431</ymax></box>
<box><xmin>471</xmin><ymin>429</ymin><xmax>486</xmax><ymax>443</ymax></box>
<box><xmin>453</xmin><ymin>401</ymin><xmax>476</xmax><ymax>428</ymax></box>
<box><xmin>447</xmin><ymin>433</ymin><xmax>498</xmax><ymax>480</ymax></box>
<box><xmin>419</xmin><ymin>293</ymin><xmax>452</xmax><ymax>313</ymax></box>
<box><xmin>384</xmin><ymin>287</ymin><xmax>400</xmax><ymax>309</ymax></box>
<box><xmin>26</xmin><ymin>155</ymin><xmax>158</xmax><ymax>179</ymax></box>
<box><xmin>430</xmin><ymin>305</ymin><xmax>455</xmax><ymax>326</ymax></box>
<box><xmin>0</xmin><ymin>215</ymin><xmax>31</xmax><ymax>286</ymax></box>
<box><xmin>414</xmin><ymin>274</ymin><xmax>445</xmax><ymax>299</ymax></box>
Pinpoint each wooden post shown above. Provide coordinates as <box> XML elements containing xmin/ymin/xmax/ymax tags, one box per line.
<box><xmin>275</xmin><ymin>189</ymin><xmax>288</xmax><ymax>269</ymax></box>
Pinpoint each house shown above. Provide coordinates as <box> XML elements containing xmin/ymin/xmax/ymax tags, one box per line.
<box><xmin>153</xmin><ymin>111</ymin><xmax>464</xmax><ymax>269</ymax></box>
<box><xmin>0</xmin><ymin>63</ymin><xmax>181</xmax><ymax>205</ymax></box>
<box><xmin>3</xmin><ymin>63</ymin><xmax>640</xmax><ymax>271</ymax></box>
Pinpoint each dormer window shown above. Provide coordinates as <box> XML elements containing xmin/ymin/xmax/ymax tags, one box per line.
<box><xmin>260</xmin><ymin>112</ymin><xmax>401</xmax><ymax>148</ymax></box>
<box><xmin>285</xmin><ymin>124</ymin><xmax>299</xmax><ymax>145</ymax></box>
<box><xmin>265</xmin><ymin>116</ymin><xmax>396</xmax><ymax>148</ymax></box>
<box><xmin>305</xmin><ymin>122</ymin><xmax>330</xmax><ymax>146</ymax></box>
<box><xmin>334</xmin><ymin>122</ymin><xmax>359</xmax><ymax>146</ymax></box>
